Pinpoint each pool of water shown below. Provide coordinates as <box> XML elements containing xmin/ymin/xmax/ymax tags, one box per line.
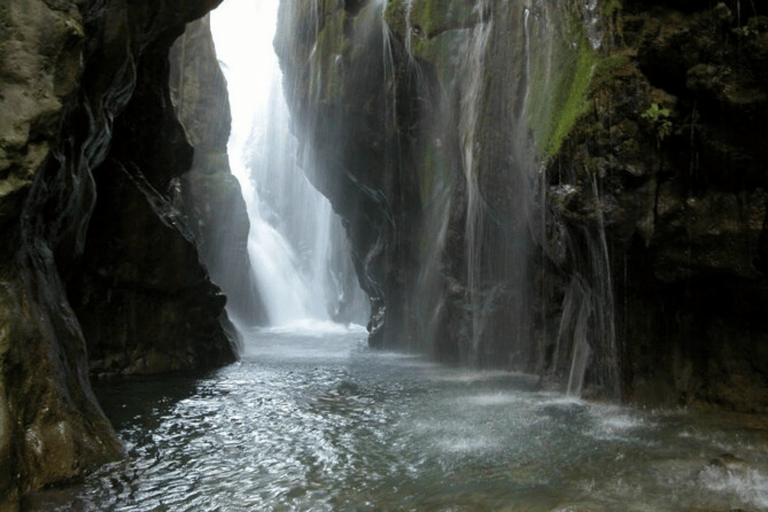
<box><xmin>26</xmin><ymin>324</ymin><xmax>768</xmax><ymax>511</ymax></box>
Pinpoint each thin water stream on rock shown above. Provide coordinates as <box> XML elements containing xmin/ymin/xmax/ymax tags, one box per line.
<box><xmin>26</xmin><ymin>326</ymin><xmax>768</xmax><ymax>511</ymax></box>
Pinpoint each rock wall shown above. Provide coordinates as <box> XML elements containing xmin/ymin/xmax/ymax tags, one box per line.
<box><xmin>169</xmin><ymin>16</ymin><xmax>266</xmax><ymax>327</ymax></box>
<box><xmin>276</xmin><ymin>0</ymin><xmax>768</xmax><ymax>411</ymax></box>
<box><xmin>592</xmin><ymin>1</ymin><xmax>768</xmax><ymax>410</ymax></box>
<box><xmin>0</xmin><ymin>0</ymin><xmax>237</xmax><ymax>506</ymax></box>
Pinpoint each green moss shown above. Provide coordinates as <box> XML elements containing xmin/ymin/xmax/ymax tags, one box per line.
<box><xmin>384</xmin><ymin>0</ymin><xmax>407</xmax><ymax>38</ymax></box>
<box><xmin>551</xmin><ymin>38</ymin><xmax>600</xmax><ymax>155</ymax></box>
<box><xmin>593</xmin><ymin>53</ymin><xmax>630</xmax><ymax>83</ymax></box>
<box><xmin>601</xmin><ymin>0</ymin><xmax>622</xmax><ymax>17</ymax></box>
<box><xmin>409</xmin><ymin>0</ymin><xmax>476</xmax><ymax>38</ymax></box>
<box><xmin>523</xmin><ymin>0</ymin><xmax>638</xmax><ymax>160</ymax></box>
<box><xmin>600</xmin><ymin>0</ymin><xmax>624</xmax><ymax>41</ymax></box>
<box><xmin>529</xmin><ymin>35</ymin><xmax>600</xmax><ymax>159</ymax></box>
<box><xmin>313</xmin><ymin>11</ymin><xmax>350</xmax><ymax>103</ymax></box>
<box><xmin>410</xmin><ymin>0</ymin><xmax>437</xmax><ymax>36</ymax></box>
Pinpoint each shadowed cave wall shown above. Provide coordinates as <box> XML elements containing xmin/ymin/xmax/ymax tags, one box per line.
<box><xmin>0</xmin><ymin>0</ymin><xmax>250</xmax><ymax>506</ymax></box>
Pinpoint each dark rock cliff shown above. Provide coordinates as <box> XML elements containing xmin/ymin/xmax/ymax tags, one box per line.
<box><xmin>592</xmin><ymin>1</ymin><xmax>768</xmax><ymax>410</ymax></box>
<box><xmin>0</xmin><ymin>0</ymin><xmax>237</xmax><ymax>506</ymax></box>
<box><xmin>67</xmin><ymin>25</ymin><xmax>238</xmax><ymax>378</ymax></box>
<box><xmin>276</xmin><ymin>0</ymin><xmax>768</xmax><ymax>411</ymax></box>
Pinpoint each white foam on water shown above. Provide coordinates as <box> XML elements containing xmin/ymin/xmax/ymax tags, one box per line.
<box><xmin>463</xmin><ymin>392</ymin><xmax>530</xmax><ymax>407</ymax></box>
<box><xmin>535</xmin><ymin>393</ymin><xmax>585</xmax><ymax>407</ymax></box>
<box><xmin>699</xmin><ymin>464</ymin><xmax>768</xmax><ymax>510</ymax></box>
<box><xmin>427</xmin><ymin>369</ymin><xmax>522</xmax><ymax>383</ymax></box>
<box><xmin>260</xmin><ymin>320</ymin><xmax>367</xmax><ymax>337</ymax></box>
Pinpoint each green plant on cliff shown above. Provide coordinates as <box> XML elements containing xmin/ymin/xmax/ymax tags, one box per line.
<box><xmin>736</xmin><ymin>25</ymin><xmax>757</xmax><ymax>38</ymax></box>
<box><xmin>641</xmin><ymin>102</ymin><xmax>672</xmax><ymax>141</ymax></box>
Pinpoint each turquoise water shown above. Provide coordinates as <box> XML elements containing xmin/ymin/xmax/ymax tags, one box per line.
<box><xmin>25</xmin><ymin>325</ymin><xmax>768</xmax><ymax>511</ymax></box>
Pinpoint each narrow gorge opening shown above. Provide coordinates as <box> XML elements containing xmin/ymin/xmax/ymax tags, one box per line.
<box><xmin>209</xmin><ymin>0</ymin><xmax>369</xmax><ymax>330</ymax></box>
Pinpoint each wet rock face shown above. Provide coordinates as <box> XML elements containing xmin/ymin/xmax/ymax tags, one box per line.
<box><xmin>67</xmin><ymin>41</ymin><xmax>237</xmax><ymax>377</ymax></box>
<box><xmin>277</xmin><ymin>0</ymin><xmax>768</xmax><ymax>411</ymax></box>
<box><xmin>276</xmin><ymin>0</ymin><xmax>427</xmax><ymax>349</ymax></box>
<box><xmin>549</xmin><ymin>0</ymin><xmax>768</xmax><ymax>410</ymax></box>
<box><xmin>275</xmin><ymin>0</ymin><xmax>602</xmax><ymax>367</ymax></box>
<box><xmin>169</xmin><ymin>17</ymin><xmax>267</xmax><ymax>327</ymax></box>
<box><xmin>0</xmin><ymin>0</ymin><xmax>235</xmax><ymax>504</ymax></box>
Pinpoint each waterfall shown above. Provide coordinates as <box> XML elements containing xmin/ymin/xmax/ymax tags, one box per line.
<box><xmin>211</xmin><ymin>0</ymin><xmax>368</xmax><ymax>327</ymax></box>
<box><xmin>458</xmin><ymin>13</ymin><xmax>494</xmax><ymax>363</ymax></box>
<box><xmin>258</xmin><ymin>0</ymin><xmax>622</xmax><ymax>396</ymax></box>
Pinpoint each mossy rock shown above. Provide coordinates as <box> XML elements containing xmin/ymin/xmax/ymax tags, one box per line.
<box><xmin>313</xmin><ymin>10</ymin><xmax>350</xmax><ymax>103</ymax></box>
<box><xmin>527</xmin><ymin>34</ymin><xmax>601</xmax><ymax>160</ymax></box>
<box><xmin>409</xmin><ymin>0</ymin><xmax>477</xmax><ymax>38</ymax></box>
<box><xmin>384</xmin><ymin>0</ymin><xmax>407</xmax><ymax>38</ymax></box>
<box><xmin>409</xmin><ymin>26</ymin><xmax>468</xmax><ymax>80</ymax></box>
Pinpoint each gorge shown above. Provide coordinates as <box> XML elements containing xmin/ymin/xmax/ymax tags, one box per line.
<box><xmin>1</xmin><ymin>0</ymin><xmax>768</xmax><ymax>510</ymax></box>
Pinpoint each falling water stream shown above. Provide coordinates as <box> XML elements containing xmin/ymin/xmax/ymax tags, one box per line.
<box><xmin>22</xmin><ymin>2</ymin><xmax>768</xmax><ymax>511</ymax></box>
<box><xmin>209</xmin><ymin>0</ymin><xmax>367</xmax><ymax>326</ymax></box>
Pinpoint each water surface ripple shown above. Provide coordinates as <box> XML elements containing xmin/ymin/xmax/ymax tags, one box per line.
<box><xmin>27</xmin><ymin>327</ymin><xmax>768</xmax><ymax>511</ymax></box>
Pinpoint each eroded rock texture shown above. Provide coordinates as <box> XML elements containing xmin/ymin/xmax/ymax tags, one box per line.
<box><xmin>595</xmin><ymin>1</ymin><xmax>768</xmax><ymax>410</ymax></box>
<box><xmin>169</xmin><ymin>16</ymin><xmax>266</xmax><ymax>327</ymax></box>
<box><xmin>0</xmin><ymin>0</ymin><xmax>236</xmax><ymax>505</ymax></box>
<box><xmin>276</xmin><ymin>0</ymin><xmax>768</xmax><ymax>411</ymax></box>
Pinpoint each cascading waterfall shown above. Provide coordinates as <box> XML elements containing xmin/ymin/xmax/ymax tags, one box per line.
<box><xmin>220</xmin><ymin>0</ymin><xmax>621</xmax><ymax>395</ymax></box>
<box><xmin>458</xmin><ymin>13</ymin><xmax>494</xmax><ymax>363</ymax></box>
<box><xmin>211</xmin><ymin>0</ymin><xmax>367</xmax><ymax>327</ymax></box>
<box><xmin>373</xmin><ymin>0</ymin><xmax>620</xmax><ymax>394</ymax></box>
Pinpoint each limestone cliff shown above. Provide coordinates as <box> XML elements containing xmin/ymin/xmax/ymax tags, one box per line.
<box><xmin>0</xmin><ymin>0</ymin><xmax>236</xmax><ymax>506</ymax></box>
<box><xmin>276</xmin><ymin>0</ymin><xmax>768</xmax><ymax>411</ymax></box>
